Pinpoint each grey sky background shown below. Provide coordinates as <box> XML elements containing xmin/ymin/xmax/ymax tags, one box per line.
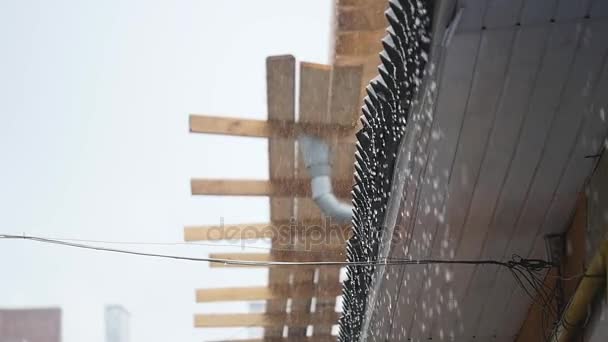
<box><xmin>0</xmin><ymin>1</ymin><xmax>331</xmax><ymax>341</ymax></box>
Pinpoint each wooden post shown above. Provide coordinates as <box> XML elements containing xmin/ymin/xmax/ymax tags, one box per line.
<box><xmin>266</xmin><ymin>54</ymin><xmax>297</xmax><ymax>338</ymax></box>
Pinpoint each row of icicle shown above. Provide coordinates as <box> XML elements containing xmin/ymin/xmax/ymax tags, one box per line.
<box><xmin>338</xmin><ymin>0</ymin><xmax>433</xmax><ymax>340</ymax></box>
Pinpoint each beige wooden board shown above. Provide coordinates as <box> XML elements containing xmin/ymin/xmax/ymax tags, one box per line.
<box><xmin>208</xmin><ymin>251</ymin><xmax>345</xmax><ymax>264</ymax></box>
<box><xmin>194</xmin><ymin>312</ymin><xmax>339</xmax><ymax>328</ymax></box>
<box><xmin>190</xmin><ymin>178</ymin><xmax>351</xmax><ymax>197</ymax></box>
<box><xmin>329</xmin><ymin>64</ymin><xmax>363</xmax><ymax>126</ymax></box>
<box><xmin>292</xmin><ymin>61</ymin><xmax>332</xmax><ymax>337</ymax></box>
<box><xmin>189</xmin><ymin>114</ymin><xmax>354</xmax><ymax>140</ymax></box>
<box><xmin>184</xmin><ymin>223</ymin><xmax>273</xmax><ymax>241</ymax></box>
<box><xmin>328</xmin><ymin>64</ymin><xmax>362</xmax><ymax>189</ymax></box>
<box><xmin>209</xmin><ymin>335</ymin><xmax>336</xmax><ymax>342</ymax></box>
<box><xmin>266</xmin><ymin>55</ymin><xmax>296</xmax><ymax>338</ymax></box>
<box><xmin>335</xmin><ymin>30</ymin><xmax>385</xmax><ymax>57</ymax></box>
<box><xmin>336</xmin><ymin>0</ymin><xmax>387</xmax><ymax>31</ymax></box>
<box><xmin>299</xmin><ymin>63</ymin><xmax>331</xmax><ymax>125</ymax></box>
<box><xmin>184</xmin><ymin>221</ymin><xmax>350</xmax><ymax>244</ymax></box>
<box><xmin>312</xmin><ymin>66</ymin><xmax>362</xmax><ymax>337</ymax></box>
<box><xmin>196</xmin><ymin>285</ymin><xmax>341</xmax><ymax>302</ymax></box>
<box><xmin>337</xmin><ymin>0</ymin><xmax>384</xmax><ymax>7</ymax></box>
<box><xmin>191</xmin><ymin>179</ymin><xmax>342</xmax><ymax>197</ymax></box>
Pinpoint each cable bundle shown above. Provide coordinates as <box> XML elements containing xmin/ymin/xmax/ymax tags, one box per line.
<box><xmin>338</xmin><ymin>1</ymin><xmax>432</xmax><ymax>340</ymax></box>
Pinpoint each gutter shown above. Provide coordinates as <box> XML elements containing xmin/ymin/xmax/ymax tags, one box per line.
<box><xmin>551</xmin><ymin>240</ymin><xmax>608</xmax><ymax>342</ymax></box>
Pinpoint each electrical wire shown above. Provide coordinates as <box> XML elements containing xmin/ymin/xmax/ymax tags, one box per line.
<box><xmin>1</xmin><ymin>233</ymin><xmax>567</xmax><ymax>340</ymax></box>
<box><xmin>0</xmin><ymin>233</ymin><xmax>554</xmax><ymax>270</ymax></box>
<box><xmin>34</xmin><ymin>236</ymin><xmax>336</xmax><ymax>254</ymax></box>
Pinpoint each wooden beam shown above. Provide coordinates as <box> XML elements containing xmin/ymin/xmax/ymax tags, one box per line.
<box><xmin>194</xmin><ymin>312</ymin><xmax>339</xmax><ymax>328</ymax></box>
<box><xmin>515</xmin><ymin>195</ymin><xmax>587</xmax><ymax>342</ymax></box>
<box><xmin>334</xmin><ymin>30</ymin><xmax>385</xmax><ymax>56</ymax></box>
<box><xmin>190</xmin><ymin>179</ymin><xmax>351</xmax><ymax>197</ymax></box>
<box><xmin>337</xmin><ymin>0</ymin><xmax>383</xmax><ymax>7</ymax></box>
<box><xmin>209</xmin><ymin>337</ymin><xmax>335</xmax><ymax>342</ymax></box>
<box><xmin>183</xmin><ymin>221</ymin><xmax>351</xmax><ymax>242</ymax></box>
<box><xmin>189</xmin><ymin>115</ymin><xmax>355</xmax><ymax>141</ymax></box>
<box><xmin>329</xmin><ymin>65</ymin><xmax>364</xmax><ymax>125</ymax></box>
<box><xmin>299</xmin><ymin>62</ymin><xmax>332</xmax><ymax>125</ymax></box>
<box><xmin>208</xmin><ymin>252</ymin><xmax>346</xmax><ymax>268</ymax></box>
<box><xmin>196</xmin><ymin>284</ymin><xmax>342</xmax><ymax>302</ymax></box>
<box><xmin>184</xmin><ymin>223</ymin><xmax>273</xmax><ymax>241</ymax></box>
<box><xmin>336</xmin><ymin>1</ymin><xmax>387</xmax><ymax>31</ymax></box>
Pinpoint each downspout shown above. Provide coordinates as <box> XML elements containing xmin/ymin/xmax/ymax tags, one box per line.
<box><xmin>298</xmin><ymin>135</ymin><xmax>353</xmax><ymax>223</ymax></box>
<box><xmin>551</xmin><ymin>240</ymin><xmax>608</xmax><ymax>342</ymax></box>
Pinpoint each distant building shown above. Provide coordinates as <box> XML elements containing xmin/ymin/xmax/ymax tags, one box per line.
<box><xmin>247</xmin><ymin>302</ymin><xmax>265</xmax><ymax>338</ymax></box>
<box><xmin>104</xmin><ymin>306</ymin><xmax>129</xmax><ymax>342</ymax></box>
<box><xmin>0</xmin><ymin>308</ymin><xmax>61</xmax><ymax>342</ymax></box>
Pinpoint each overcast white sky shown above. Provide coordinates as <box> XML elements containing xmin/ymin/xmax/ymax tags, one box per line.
<box><xmin>0</xmin><ymin>1</ymin><xmax>331</xmax><ymax>341</ymax></box>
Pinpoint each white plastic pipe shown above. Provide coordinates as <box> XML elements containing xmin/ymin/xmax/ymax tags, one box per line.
<box><xmin>298</xmin><ymin>135</ymin><xmax>353</xmax><ymax>223</ymax></box>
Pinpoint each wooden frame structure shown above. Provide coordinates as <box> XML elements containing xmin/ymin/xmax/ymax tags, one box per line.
<box><xmin>187</xmin><ymin>1</ymin><xmax>388</xmax><ymax>340</ymax></box>
<box><xmin>187</xmin><ymin>55</ymin><xmax>361</xmax><ymax>340</ymax></box>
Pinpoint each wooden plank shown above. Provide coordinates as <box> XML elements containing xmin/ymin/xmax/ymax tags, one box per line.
<box><xmin>184</xmin><ymin>223</ymin><xmax>273</xmax><ymax>241</ymax></box>
<box><xmin>194</xmin><ymin>312</ymin><xmax>339</xmax><ymax>328</ymax></box>
<box><xmin>267</xmin><ymin>55</ymin><xmax>296</xmax><ymax>122</ymax></box>
<box><xmin>208</xmin><ymin>252</ymin><xmax>345</xmax><ymax>264</ymax></box>
<box><xmin>514</xmin><ymin>196</ymin><xmax>587</xmax><ymax>342</ymax></box>
<box><xmin>329</xmin><ymin>65</ymin><xmax>363</xmax><ymax>126</ymax></box>
<box><xmin>298</xmin><ymin>62</ymin><xmax>359</xmax><ymax>338</ymax></box>
<box><xmin>336</xmin><ymin>1</ymin><xmax>387</xmax><ymax>31</ymax></box>
<box><xmin>299</xmin><ymin>63</ymin><xmax>331</xmax><ymax>125</ymax></box>
<box><xmin>293</xmin><ymin>61</ymin><xmax>333</xmax><ymax>337</ymax></box>
<box><xmin>337</xmin><ymin>0</ymin><xmax>384</xmax><ymax>7</ymax></box>
<box><xmin>334</xmin><ymin>30</ymin><xmax>385</xmax><ymax>56</ymax></box>
<box><xmin>189</xmin><ymin>115</ymin><xmax>355</xmax><ymax>140</ymax></box>
<box><xmin>184</xmin><ymin>221</ymin><xmax>351</xmax><ymax>242</ymax></box>
<box><xmin>513</xmin><ymin>269</ymin><xmax>560</xmax><ymax>342</ymax></box>
<box><xmin>266</xmin><ymin>55</ymin><xmax>296</xmax><ymax>338</ymax></box>
<box><xmin>332</xmin><ymin>56</ymin><xmax>380</xmax><ymax>107</ymax></box>
<box><xmin>209</xmin><ymin>335</ymin><xmax>336</xmax><ymax>342</ymax></box>
<box><xmin>196</xmin><ymin>284</ymin><xmax>342</xmax><ymax>302</ymax></box>
<box><xmin>190</xmin><ymin>179</ymin><xmax>351</xmax><ymax>197</ymax></box>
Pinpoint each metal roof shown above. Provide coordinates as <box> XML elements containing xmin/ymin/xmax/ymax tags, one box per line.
<box><xmin>344</xmin><ymin>0</ymin><xmax>608</xmax><ymax>340</ymax></box>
